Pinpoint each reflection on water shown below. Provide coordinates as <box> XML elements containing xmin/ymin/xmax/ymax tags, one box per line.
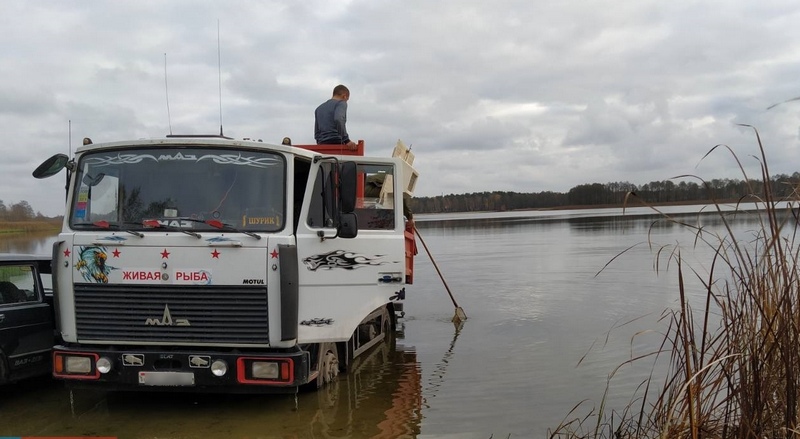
<box><xmin>0</xmin><ymin>337</ymin><xmax>423</xmax><ymax>438</ymax></box>
<box><xmin>418</xmin><ymin>203</ymin><xmax>790</xmax><ymax>234</ymax></box>
<box><xmin>0</xmin><ymin>232</ymin><xmax>58</xmax><ymax>254</ymax></box>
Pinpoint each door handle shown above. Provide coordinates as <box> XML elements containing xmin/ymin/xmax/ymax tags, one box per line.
<box><xmin>378</xmin><ymin>273</ymin><xmax>403</xmax><ymax>284</ymax></box>
<box><xmin>0</xmin><ymin>314</ymin><xmax>5</xmax><ymax>323</ymax></box>
<box><xmin>207</xmin><ymin>241</ymin><xmax>243</xmax><ymax>247</ymax></box>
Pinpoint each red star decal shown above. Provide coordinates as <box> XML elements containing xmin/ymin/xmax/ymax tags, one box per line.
<box><xmin>270</xmin><ymin>249</ymin><xmax>279</xmax><ymax>259</ymax></box>
<box><xmin>160</xmin><ymin>249</ymin><xmax>170</xmax><ymax>259</ymax></box>
<box><xmin>63</xmin><ymin>248</ymin><xmax>71</xmax><ymax>257</ymax></box>
<box><xmin>211</xmin><ymin>249</ymin><xmax>220</xmax><ymax>259</ymax></box>
<box><xmin>112</xmin><ymin>249</ymin><xmax>121</xmax><ymax>258</ymax></box>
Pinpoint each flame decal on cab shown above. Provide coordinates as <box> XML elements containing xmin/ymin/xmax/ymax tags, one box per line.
<box><xmin>302</xmin><ymin>250</ymin><xmax>387</xmax><ymax>271</ymax></box>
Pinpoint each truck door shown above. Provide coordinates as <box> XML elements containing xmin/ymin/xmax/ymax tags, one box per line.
<box><xmin>295</xmin><ymin>159</ymin><xmax>406</xmax><ymax>341</ymax></box>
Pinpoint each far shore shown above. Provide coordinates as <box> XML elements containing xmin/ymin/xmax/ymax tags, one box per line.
<box><xmin>418</xmin><ymin>198</ymin><xmax>772</xmax><ymax>215</ymax></box>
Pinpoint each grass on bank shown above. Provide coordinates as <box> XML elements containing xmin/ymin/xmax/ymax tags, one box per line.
<box><xmin>549</xmin><ymin>125</ymin><xmax>800</xmax><ymax>438</ymax></box>
<box><xmin>0</xmin><ymin>219</ymin><xmax>61</xmax><ymax>234</ymax></box>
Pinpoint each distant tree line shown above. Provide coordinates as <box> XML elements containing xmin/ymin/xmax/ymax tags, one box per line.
<box><xmin>8</xmin><ymin>171</ymin><xmax>800</xmax><ymax>218</ymax></box>
<box><xmin>0</xmin><ymin>199</ymin><xmax>50</xmax><ymax>221</ymax></box>
<box><xmin>408</xmin><ymin>172</ymin><xmax>800</xmax><ymax>214</ymax></box>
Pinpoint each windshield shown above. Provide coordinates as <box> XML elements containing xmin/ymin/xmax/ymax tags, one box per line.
<box><xmin>70</xmin><ymin>147</ymin><xmax>285</xmax><ymax>232</ymax></box>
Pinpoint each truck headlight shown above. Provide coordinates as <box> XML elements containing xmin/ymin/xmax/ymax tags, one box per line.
<box><xmin>251</xmin><ymin>361</ymin><xmax>280</xmax><ymax>379</ymax></box>
<box><xmin>236</xmin><ymin>357</ymin><xmax>294</xmax><ymax>384</ymax></box>
<box><xmin>53</xmin><ymin>351</ymin><xmax>100</xmax><ymax>379</ymax></box>
<box><xmin>65</xmin><ymin>356</ymin><xmax>92</xmax><ymax>374</ymax></box>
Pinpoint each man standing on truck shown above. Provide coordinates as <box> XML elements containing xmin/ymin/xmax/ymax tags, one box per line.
<box><xmin>314</xmin><ymin>84</ymin><xmax>358</xmax><ymax>150</ymax></box>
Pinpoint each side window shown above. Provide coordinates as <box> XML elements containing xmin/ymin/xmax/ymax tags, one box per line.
<box><xmin>306</xmin><ymin>163</ymin><xmax>335</xmax><ymax>228</ymax></box>
<box><xmin>356</xmin><ymin>164</ymin><xmax>395</xmax><ymax>230</ymax></box>
<box><xmin>294</xmin><ymin>158</ymin><xmax>311</xmax><ymax>231</ymax></box>
<box><xmin>0</xmin><ymin>264</ymin><xmax>38</xmax><ymax>305</ymax></box>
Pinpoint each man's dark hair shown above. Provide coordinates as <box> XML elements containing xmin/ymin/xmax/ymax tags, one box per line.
<box><xmin>332</xmin><ymin>84</ymin><xmax>349</xmax><ymax>97</ymax></box>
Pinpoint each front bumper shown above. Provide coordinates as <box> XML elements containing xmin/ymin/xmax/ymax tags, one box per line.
<box><xmin>52</xmin><ymin>344</ymin><xmax>310</xmax><ymax>393</ymax></box>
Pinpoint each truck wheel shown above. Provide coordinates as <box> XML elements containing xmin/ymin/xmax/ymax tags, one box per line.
<box><xmin>381</xmin><ymin>306</ymin><xmax>392</xmax><ymax>335</ymax></box>
<box><xmin>316</xmin><ymin>342</ymin><xmax>340</xmax><ymax>388</ymax></box>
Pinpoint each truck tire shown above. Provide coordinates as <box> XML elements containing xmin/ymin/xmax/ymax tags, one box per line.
<box><xmin>380</xmin><ymin>306</ymin><xmax>392</xmax><ymax>336</ymax></box>
<box><xmin>316</xmin><ymin>342</ymin><xmax>340</xmax><ymax>388</ymax></box>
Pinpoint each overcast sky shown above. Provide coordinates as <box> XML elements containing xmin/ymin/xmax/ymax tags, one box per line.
<box><xmin>3</xmin><ymin>0</ymin><xmax>800</xmax><ymax>216</ymax></box>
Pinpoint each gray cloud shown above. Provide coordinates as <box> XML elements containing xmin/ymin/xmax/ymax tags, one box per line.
<box><xmin>3</xmin><ymin>0</ymin><xmax>800</xmax><ymax>216</ymax></box>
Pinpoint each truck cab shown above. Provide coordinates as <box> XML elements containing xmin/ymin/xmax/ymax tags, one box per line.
<box><xmin>0</xmin><ymin>254</ymin><xmax>54</xmax><ymax>384</ymax></box>
<box><xmin>34</xmin><ymin>136</ymin><xmax>417</xmax><ymax>392</ymax></box>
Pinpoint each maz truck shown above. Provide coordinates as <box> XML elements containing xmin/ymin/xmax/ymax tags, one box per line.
<box><xmin>33</xmin><ymin>135</ymin><xmax>418</xmax><ymax>392</ymax></box>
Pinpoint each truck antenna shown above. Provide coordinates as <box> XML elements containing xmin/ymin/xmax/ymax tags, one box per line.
<box><xmin>217</xmin><ymin>19</ymin><xmax>224</xmax><ymax>136</ymax></box>
<box><xmin>164</xmin><ymin>53</ymin><xmax>173</xmax><ymax>135</ymax></box>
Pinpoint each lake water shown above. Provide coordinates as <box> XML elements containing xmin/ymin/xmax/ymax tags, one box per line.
<box><xmin>0</xmin><ymin>205</ymin><xmax>781</xmax><ymax>437</ymax></box>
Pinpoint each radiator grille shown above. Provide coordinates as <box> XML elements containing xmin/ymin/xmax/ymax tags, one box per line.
<box><xmin>74</xmin><ymin>284</ymin><xmax>269</xmax><ymax>345</ymax></box>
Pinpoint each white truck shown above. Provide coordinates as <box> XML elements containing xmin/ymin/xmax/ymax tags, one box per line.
<box><xmin>33</xmin><ymin>135</ymin><xmax>418</xmax><ymax>392</ymax></box>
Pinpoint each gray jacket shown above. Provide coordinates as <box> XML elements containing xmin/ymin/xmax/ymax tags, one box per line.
<box><xmin>314</xmin><ymin>98</ymin><xmax>350</xmax><ymax>144</ymax></box>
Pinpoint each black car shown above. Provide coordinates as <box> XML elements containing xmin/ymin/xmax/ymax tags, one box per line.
<box><xmin>0</xmin><ymin>254</ymin><xmax>54</xmax><ymax>384</ymax></box>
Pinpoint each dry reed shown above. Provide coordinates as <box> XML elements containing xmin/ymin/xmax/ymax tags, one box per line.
<box><xmin>549</xmin><ymin>125</ymin><xmax>800</xmax><ymax>439</ymax></box>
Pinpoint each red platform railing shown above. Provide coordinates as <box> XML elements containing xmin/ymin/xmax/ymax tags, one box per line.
<box><xmin>293</xmin><ymin>140</ymin><xmax>365</xmax><ymax>157</ymax></box>
<box><xmin>294</xmin><ymin>141</ymin><xmax>365</xmax><ymax>198</ymax></box>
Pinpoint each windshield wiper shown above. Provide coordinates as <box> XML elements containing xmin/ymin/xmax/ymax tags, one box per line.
<box><xmin>139</xmin><ymin>217</ymin><xmax>261</xmax><ymax>240</ymax></box>
<box><xmin>165</xmin><ymin>217</ymin><xmax>261</xmax><ymax>240</ymax></box>
<box><xmin>142</xmin><ymin>220</ymin><xmax>202</xmax><ymax>239</ymax></box>
<box><xmin>205</xmin><ymin>219</ymin><xmax>262</xmax><ymax>240</ymax></box>
<box><xmin>92</xmin><ymin>221</ymin><xmax>144</xmax><ymax>238</ymax></box>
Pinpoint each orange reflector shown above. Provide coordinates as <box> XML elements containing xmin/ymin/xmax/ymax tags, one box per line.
<box><xmin>281</xmin><ymin>362</ymin><xmax>289</xmax><ymax>379</ymax></box>
<box><xmin>54</xmin><ymin>354</ymin><xmax>64</xmax><ymax>373</ymax></box>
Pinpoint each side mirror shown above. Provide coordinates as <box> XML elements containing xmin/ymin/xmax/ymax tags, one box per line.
<box><xmin>33</xmin><ymin>154</ymin><xmax>70</xmax><ymax>179</ymax></box>
<box><xmin>338</xmin><ymin>213</ymin><xmax>358</xmax><ymax>239</ymax></box>
<box><xmin>340</xmin><ymin>161</ymin><xmax>357</xmax><ymax>213</ymax></box>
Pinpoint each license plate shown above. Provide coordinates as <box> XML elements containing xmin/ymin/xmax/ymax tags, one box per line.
<box><xmin>138</xmin><ymin>371</ymin><xmax>195</xmax><ymax>386</ymax></box>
